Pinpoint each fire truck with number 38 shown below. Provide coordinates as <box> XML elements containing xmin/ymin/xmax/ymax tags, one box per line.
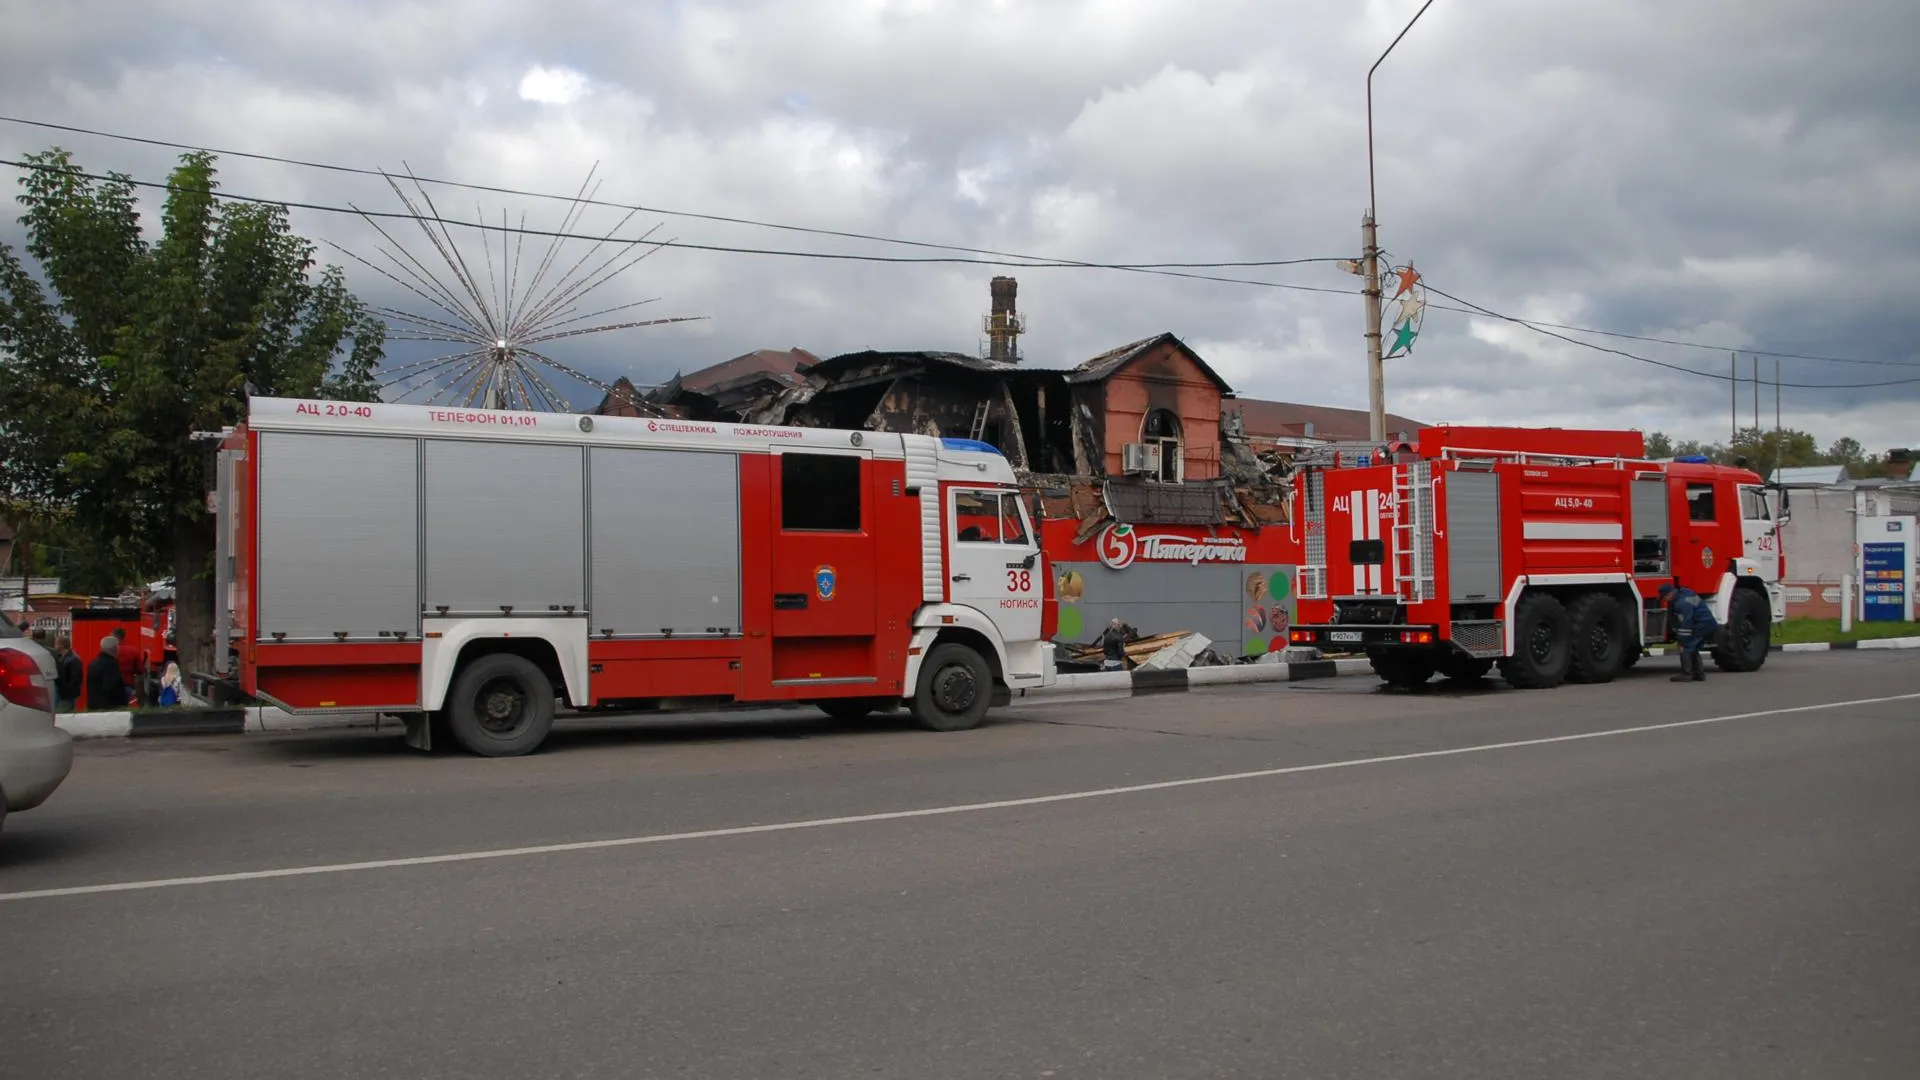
<box><xmin>211</xmin><ymin>397</ymin><xmax>1057</xmax><ymax>756</ymax></box>
<box><xmin>1285</xmin><ymin>426</ymin><xmax>1786</xmax><ymax>689</ymax></box>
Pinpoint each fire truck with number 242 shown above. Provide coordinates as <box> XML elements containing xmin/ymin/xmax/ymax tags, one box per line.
<box><xmin>212</xmin><ymin>397</ymin><xmax>1058</xmax><ymax>756</ymax></box>
<box><xmin>1285</xmin><ymin>426</ymin><xmax>1786</xmax><ymax>688</ymax></box>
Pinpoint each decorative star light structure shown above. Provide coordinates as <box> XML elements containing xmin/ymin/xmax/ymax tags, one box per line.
<box><xmin>1384</xmin><ymin>262</ymin><xmax>1425</xmax><ymax>359</ymax></box>
<box><xmin>334</xmin><ymin>165</ymin><xmax>703</xmax><ymax>411</ymax></box>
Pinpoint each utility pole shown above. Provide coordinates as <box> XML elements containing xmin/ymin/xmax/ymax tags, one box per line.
<box><xmin>1735</xmin><ymin>351</ymin><xmax>1751</xmax><ymax>440</ymax></box>
<box><xmin>1752</xmin><ymin>354</ymin><xmax>1760</xmax><ymax>433</ymax></box>
<box><xmin>1362</xmin><ymin>0</ymin><xmax>1438</xmax><ymax>445</ymax></box>
<box><xmin>1774</xmin><ymin>358</ymin><xmax>1781</xmax><ymax>433</ymax></box>
<box><xmin>1363</xmin><ymin>212</ymin><xmax>1385</xmax><ymax>441</ymax></box>
<box><xmin>1773</xmin><ymin>357</ymin><xmax>1782</xmax><ymax>479</ymax></box>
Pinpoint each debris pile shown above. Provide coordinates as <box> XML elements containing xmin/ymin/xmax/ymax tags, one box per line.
<box><xmin>1058</xmin><ymin>629</ymin><xmax>1232</xmax><ymax>671</ymax></box>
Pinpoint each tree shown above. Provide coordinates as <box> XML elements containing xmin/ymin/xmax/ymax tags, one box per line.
<box><xmin>0</xmin><ymin>148</ymin><xmax>385</xmax><ymax>676</ymax></box>
<box><xmin>1643</xmin><ymin>431</ymin><xmax>1675</xmax><ymax>459</ymax></box>
<box><xmin>1727</xmin><ymin>426</ymin><xmax>1821</xmax><ymax>478</ymax></box>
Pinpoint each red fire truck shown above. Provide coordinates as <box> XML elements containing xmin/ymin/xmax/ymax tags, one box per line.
<box><xmin>211</xmin><ymin>397</ymin><xmax>1058</xmax><ymax>755</ymax></box>
<box><xmin>1286</xmin><ymin>426</ymin><xmax>1786</xmax><ymax>688</ymax></box>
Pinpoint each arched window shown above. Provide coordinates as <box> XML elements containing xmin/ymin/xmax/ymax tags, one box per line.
<box><xmin>1142</xmin><ymin>409</ymin><xmax>1183</xmax><ymax>482</ymax></box>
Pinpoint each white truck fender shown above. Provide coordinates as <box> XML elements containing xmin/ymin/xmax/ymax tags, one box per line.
<box><xmin>419</xmin><ymin>617</ymin><xmax>590</xmax><ymax>712</ymax></box>
<box><xmin>903</xmin><ymin>605</ymin><xmax>1012</xmax><ymax>693</ymax></box>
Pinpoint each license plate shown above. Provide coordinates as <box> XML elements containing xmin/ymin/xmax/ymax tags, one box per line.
<box><xmin>1328</xmin><ymin>631</ymin><xmax>1363</xmax><ymax>643</ymax></box>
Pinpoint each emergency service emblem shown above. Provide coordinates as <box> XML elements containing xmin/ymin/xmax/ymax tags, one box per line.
<box><xmin>1701</xmin><ymin>547</ymin><xmax>1713</xmax><ymax>569</ymax></box>
<box><xmin>815</xmin><ymin>565</ymin><xmax>837</xmax><ymax>601</ymax></box>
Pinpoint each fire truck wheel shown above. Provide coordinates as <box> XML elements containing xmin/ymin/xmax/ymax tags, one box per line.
<box><xmin>1497</xmin><ymin>593</ymin><xmax>1572</xmax><ymax>690</ymax></box>
<box><xmin>1566</xmin><ymin>593</ymin><xmax>1628</xmax><ymax>684</ymax></box>
<box><xmin>445</xmin><ymin>653</ymin><xmax>556</xmax><ymax>757</ymax></box>
<box><xmin>1712</xmin><ymin>587</ymin><xmax>1771</xmax><ymax>673</ymax></box>
<box><xmin>911</xmin><ymin>643</ymin><xmax>993</xmax><ymax>732</ymax></box>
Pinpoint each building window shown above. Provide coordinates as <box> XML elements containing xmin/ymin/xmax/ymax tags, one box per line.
<box><xmin>1142</xmin><ymin>409</ymin><xmax>1183</xmax><ymax>483</ymax></box>
<box><xmin>782</xmin><ymin>453</ymin><xmax>863</xmax><ymax>531</ymax></box>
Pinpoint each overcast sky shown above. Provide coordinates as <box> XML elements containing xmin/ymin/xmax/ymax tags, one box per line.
<box><xmin>4</xmin><ymin>0</ymin><xmax>1917</xmax><ymax>452</ymax></box>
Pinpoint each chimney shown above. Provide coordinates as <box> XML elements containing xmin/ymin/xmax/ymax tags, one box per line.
<box><xmin>984</xmin><ymin>276</ymin><xmax>1022</xmax><ymax>362</ymax></box>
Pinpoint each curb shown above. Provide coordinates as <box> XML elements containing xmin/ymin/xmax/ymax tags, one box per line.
<box><xmin>58</xmin><ymin>705</ymin><xmax>385</xmax><ymax>741</ymax></box>
<box><xmin>56</xmin><ymin>636</ymin><xmax>1915</xmax><ymax>741</ymax></box>
<box><xmin>59</xmin><ymin>658</ymin><xmax>1379</xmax><ymax>740</ymax></box>
<box><xmin>1012</xmin><ymin>655</ymin><xmax>1374</xmax><ymax>703</ymax></box>
<box><xmin>1641</xmin><ymin>634</ymin><xmax>1920</xmax><ymax>656</ymax></box>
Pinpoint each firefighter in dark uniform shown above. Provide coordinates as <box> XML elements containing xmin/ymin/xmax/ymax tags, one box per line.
<box><xmin>1659</xmin><ymin>583</ymin><xmax>1719</xmax><ymax>683</ymax></box>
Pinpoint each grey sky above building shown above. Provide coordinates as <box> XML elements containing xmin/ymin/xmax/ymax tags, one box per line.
<box><xmin>2</xmin><ymin>0</ymin><xmax>1915</xmax><ymax>452</ymax></box>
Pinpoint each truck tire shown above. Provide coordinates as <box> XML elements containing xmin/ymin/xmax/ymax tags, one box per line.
<box><xmin>445</xmin><ymin>653</ymin><xmax>556</xmax><ymax>757</ymax></box>
<box><xmin>1712</xmin><ymin>587</ymin><xmax>1771</xmax><ymax>672</ymax></box>
<box><xmin>1497</xmin><ymin>593</ymin><xmax>1572</xmax><ymax>689</ymax></box>
<box><xmin>911</xmin><ymin>643</ymin><xmax>993</xmax><ymax>732</ymax></box>
<box><xmin>1437</xmin><ymin>653</ymin><xmax>1494</xmax><ymax>683</ymax></box>
<box><xmin>1566</xmin><ymin>593</ymin><xmax>1628</xmax><ymax>684</ymax></box>
<box><xmin>1369</xmin><ymin>650</ymin><xmax>1437</xmax><ymax>688</ymax></box>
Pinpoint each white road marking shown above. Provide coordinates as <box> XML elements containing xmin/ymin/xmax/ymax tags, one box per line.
<box><xmin>5</xmin><ymin>691</ymin><xmax>1917</xmax><ymax>904</ymax></box>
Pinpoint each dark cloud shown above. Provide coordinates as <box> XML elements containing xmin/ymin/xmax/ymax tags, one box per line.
<box><xmin>1</xmin><ymin>0</ymin><xmax>1915</xmax><ymax>450</ymax></box>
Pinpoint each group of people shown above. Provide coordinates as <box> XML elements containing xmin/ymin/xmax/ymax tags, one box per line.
<box><xmin>30</xmin><ymin>627</ymin><xmax>182</xmax><ymax>712</ymax></box>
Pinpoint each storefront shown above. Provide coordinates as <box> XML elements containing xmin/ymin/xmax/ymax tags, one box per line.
<box><xmin>1042</xmin><ymin>519</ymin><xmax>1302</xmax><ymax>658</ymax></box>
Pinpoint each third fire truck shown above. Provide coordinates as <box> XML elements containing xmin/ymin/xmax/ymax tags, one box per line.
<box><xmin>1286</xmin><ymin>426</ymin><xmax>1785</xmax><ymax>688</ymax></box>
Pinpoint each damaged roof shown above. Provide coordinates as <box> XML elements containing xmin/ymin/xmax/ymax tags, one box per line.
<box><xmin>1227</xmin><ymin>398</ymin><xmax>1426</xmax><ymax>443</ymax></box>
<box><xmin>1068</xmin><ymin>332</ymin><xmax>1234</xmax><ymax>394</ymax></box>
<box><xmin>677</xmin><ymin>348</ymin><xmax>819</xmax><ymax>392</ymax></box>
<box><xmin>809</xmin><ymin>349</ymin><xmax>1061</xmax><ymax>382</ymax></box>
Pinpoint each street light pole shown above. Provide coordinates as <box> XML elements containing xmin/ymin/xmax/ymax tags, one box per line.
<box><xmin>1364</xmin><ymin>0</ymin><xmax>1439</xmax><ymax>443</ymax></box>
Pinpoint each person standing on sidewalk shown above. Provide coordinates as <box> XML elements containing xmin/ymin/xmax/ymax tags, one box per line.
<box><xmin>53</xmin><ymin>633</ymin><xmax>84</xmax><ymax>712</ymax></box>
<box><xmin>1660</xmin><ymin>583</ymin><xmax>1719</xmax><ymax>683</ymax></box>
<box><xmin>87</xmin><ymin>634</ymin><xmax>131</xmax><ymax>711</ymax></box>
<box><xmin>1100</xmin><ymin>619</ymin><xmax>1131</xmax><ymax>672</ymax></box>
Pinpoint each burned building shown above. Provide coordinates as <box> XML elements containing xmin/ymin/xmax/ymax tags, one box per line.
<box><xmin>622</xmin><ymin>278</ymin><xmax>1430</xmax><ymax>658</ymax></box>
<box><xmin>596</xmin><ymin>348</ymin><xmax>820</xmax><ymax>422</ymax></box>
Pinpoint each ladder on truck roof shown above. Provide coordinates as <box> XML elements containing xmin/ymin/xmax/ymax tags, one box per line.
<box><xmin>1438</xmin><ymin>446</ymin><xmax>1641</xmax><ymax>469</ymax></box>
<box><xmin>1392</xmin><ymin>461</ymin><xmax>1435</xmax><ymax>602</ymax></box>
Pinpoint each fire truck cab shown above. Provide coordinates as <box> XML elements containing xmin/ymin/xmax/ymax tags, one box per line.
<box><xmin>213</xmin><ymin>398</ymin><xmax>1058</xmax><ymax>755</ymax></box>
<box><xmin>1287</xmin><ymin>427</ymin><xmax>1785</xmax><ymax>689</ymax></box>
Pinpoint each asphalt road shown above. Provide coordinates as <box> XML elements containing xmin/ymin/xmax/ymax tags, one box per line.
<box><xmin>3</xmin><ymin>652</ymin><xmax>1918</xmax><ymax>1079</ymax></box>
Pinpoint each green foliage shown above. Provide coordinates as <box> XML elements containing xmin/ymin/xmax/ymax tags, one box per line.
<box><xmin>0</xmin><ymin>147</ymin><xmax>385</xmax><ymax>590</ymax></box>
<box><xmin>1644</xmin><ymin>425</ymin><xmax>1897</xmax><ymax>480</ymax></box>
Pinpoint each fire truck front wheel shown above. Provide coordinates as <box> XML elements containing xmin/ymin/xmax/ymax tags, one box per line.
<box><xmin>1712</xmin><ymin>586</ymin><xmax>1771</xmax><ymax>673</ymax></box>
<box><xmin>1498</xmin><ymin>593</ymin><xmax>1573</xmax><ymax>690</ymax></box>
<box><xmin>910</xmin><ymin>643</ymin><xmax>993</xmax><ymax>732</ymax></box>
<box><xmin>445</xmin><ymin>653</ymin><xmax>556</xmax><ymax>757</ymax></box>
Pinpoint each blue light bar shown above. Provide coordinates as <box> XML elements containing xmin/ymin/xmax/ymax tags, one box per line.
<box><xmin>1675</xmin><ymin>454</ymin><xmax>1711</xmax><ymax>463</ymax></box>
<box><xmin>940</xmin><ymin>438</ymin><xmax>1003</xmax><ymax>454</ymax></box>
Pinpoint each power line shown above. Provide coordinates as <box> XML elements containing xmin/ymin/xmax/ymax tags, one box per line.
<box><xmin>14</xmin><ymin>116</ymin><xmax>1912</xmax><ymax>372</ymax></box>
<box><xmin>0</xmin><ymin>114</ymin><xmax>1349</xmax><ymax>278</ymax></box>
<box><xmin>1</xmin><ymin>156</ymin><xmax>1359</xmax><ymax>296</ymax></box>
<box><xmin>1424</xmin><ymin>299</ymin><xmax>1920</xmax><ymax>369</ymax></box>
<box><xmin>1422</xmin><ymin>283</ymin><xmax>1920</xmax><ymax>389</ymax></box>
